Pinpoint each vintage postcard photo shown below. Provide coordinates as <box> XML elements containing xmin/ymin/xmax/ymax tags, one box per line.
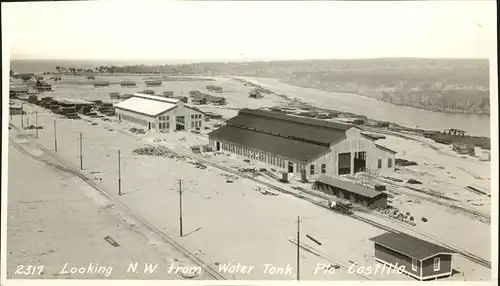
<box><xmin>1</xmin><ymin>0</ymin><xmax>497</xmax><ymax>285</ymax></box>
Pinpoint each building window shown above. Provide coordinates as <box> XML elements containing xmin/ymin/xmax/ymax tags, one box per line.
<box><xmin>166</xmin><ymin>123</ymin><xmax>170</xmax><ymax>129</ymax></box>
<box><xmin>377</xmin><ymin>159</ymin><xmax>382</xmax><ymax>169</ymax></box>
<box><xmin>433</xmin><ymin>257</ymin><xmax>440</xmax><ymax>271</ymax></box>
<box><xmin>191</xmin><ymin>114</ymin><xmax>194</xmax><ymax>119</ymax></box>
<box><xmin>321</xmin><ymin>164</ymin><xmax>326</xmax><ymax>174</ymax></box>
<box><xmin>310</xmin><ymin>165</ymin><xmax>315</xmax><ymax>175</ymax></box>
<box><xmin>166</xmin><ymin>116</ymin><xmax>169</xmax><ymax>121</ymax></box>
<box><xmin>412</xmin><ymin>258</ymin><xmax>418</xmax><ymax>271</ymax></box>
<box><xmin>388</xmin><ymin>158</ymin><xmax>393</xmax><ymax>168</ymax></box>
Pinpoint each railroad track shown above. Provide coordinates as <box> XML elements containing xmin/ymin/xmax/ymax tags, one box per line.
<box><xmin>12</xmin><ymin>115</ymin><xmax>493</xmax><ymax>271</ymax></box>
<box><xmin>379</xmin><ymin>179</ymin><xmax>491</xmax><ymax>223</ymax></box>
<box><xmin>175</xmin><ymin>149</ymin><xmax>493</xmax><ymax>270</ymax></box>
<box><xmin>9</xmin><ymin>123</ymin><xmax>226</xmax><ymax>281</ymax></box>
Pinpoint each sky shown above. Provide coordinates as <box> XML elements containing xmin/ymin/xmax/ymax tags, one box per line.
<box><xmin>2</xmin><ymin>0</ymin><xmax>497</xmax><ymax>61</ymax></box>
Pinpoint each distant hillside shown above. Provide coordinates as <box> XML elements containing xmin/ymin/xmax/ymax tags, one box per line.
<box><xmin>199</xmin><ymin>58</ymin><xmax>491</xmax><ymax>114</ymax></box>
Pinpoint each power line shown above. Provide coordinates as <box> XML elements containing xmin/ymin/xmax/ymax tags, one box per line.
<box><xmin>177</xmin><ymin>179</ymin><xmax>184</xmax><ymax>237</ymax></box>
<box><xmin>118</xmin><ymin>149</ymin><xmax>122</xmax><ymax>196</ymax></box>
<box><xmin>296</xmin><ymin>215</ymin><xmax>301</xmax><ymax>281</ymax></box>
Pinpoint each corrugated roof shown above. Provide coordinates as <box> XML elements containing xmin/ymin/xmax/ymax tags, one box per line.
<box><xmin>375</xmin><ymin>144</ymin><xmax>397</xmax><ymax>154</ymax></box>
<box><xmin>240</xmin><ymin>109</ymin><xmax>354</xmax><ymax>131</ymax></box>
<box><xmin>115</xmin><ymin>96</ymin><xmax>177</xmax><ymax>117</ymax></box>
<box><xmin>315</xmin><ymin>175</ymin><xmax>385</xmax><ymax>198</ymax></box>
<box><xmin>10</xmin><ymin>86</ymin><xmax>28</xmax><ymax>92</ymax></box>
<box><xmin>133</xmin><ymin>93</ymin><xmax>180</xmax><ymax>104</ymax></box>
<box><xmin>370</xmin><ymin>232</ymin><xmax>456</xmax><ymax>260</ymax></box>
<box><xmin>226</xmin><ymin>111</ymin><xmax>348</xmax><ymax>146</ymax></box>
<box><xmin>57</xmin><ymin>98</ymin><xmax>94</xmax><ymax>105</ymax></box>
<box><xmin>208</xmin><ymin>125</ymin><xmax>330</xmax><ymax>162</ymax></box>
<box><xmin>121</xmin><ymin>80</ymin><xmax>136</xmax><ymax>84</ymax></box>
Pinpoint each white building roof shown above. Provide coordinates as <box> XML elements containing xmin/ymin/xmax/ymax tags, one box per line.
<box><xmin>115</xmin><ymin>94</ymin><xmax>179</xmax><ymax>117</ymax></box>
<box><xmin>132</xmin><ymin>93</ymin><xmax>180</xmax><ymax>104</ymax></box>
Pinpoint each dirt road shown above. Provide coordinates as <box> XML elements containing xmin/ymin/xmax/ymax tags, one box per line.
<box><xmin>6</xmin><ymin>133</ymin><xmax>213</xmax><ymax>280</ymax></box>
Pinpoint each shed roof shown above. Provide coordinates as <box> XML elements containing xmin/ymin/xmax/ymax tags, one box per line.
<box><xmin>10</xmin><ymin>85</ymin><xmax>28</xmax><ymax>92</ymax></box>
<box><xmin>370</xmin><ymin>232</ymin><xmax>456</xmax><ymax>260</ymax></box>
<box><xmin>120</xmin><ymin>80</ymin><xmax>136</xmax><ymax>84</ymax></box>
<box><xmin>315</xmin><ymin>175</ymin><xmax>385</xmax><ymax>199</ymax></box>
<box><xmin>208</xmin><ymin>125</ymin><xmax>330</xmax><ymax>162</ymax></box>
<box><xmin>133</xmin><ymin>93</ymin><xmax>180</xmax><ymax>104</ymax></box>
<box><xmin>226</xmin><ymin>110</ymin><xmax>350</xmax><ymax>146</ymax></box>
<box><xmin>240</xmin><ymin>109</ymin><xmax>354</xmax><ymax>131</ymax></box>
<box><xmin>375</xmin><ymin>144</ymin><xmax>397</xmax><ymax>154</ymax></box>
<box><xmin>56</xmin><ymin>98</ymin><xmax>94</xmax><ymax>105</ymax></box>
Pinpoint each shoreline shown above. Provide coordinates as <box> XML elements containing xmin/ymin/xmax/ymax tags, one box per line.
<box><xmin>227</xmin><ymin>77</ymin><xmax>491</xmax><ymax>144</ymax></box>
<box><xmin>274</xmin><ymin>78</ymin><xmax>490</xmax><ymax>116</ymax></box>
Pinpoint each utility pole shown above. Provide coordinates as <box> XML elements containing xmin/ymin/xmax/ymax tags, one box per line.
<box><xmin>21</xmin><ymin>105</ymin><xmax>24</xmax><ymax>129</ymax></box>
<box><xmin>178</xmin><ymin>179</ymin><xmax>184</xmax><ymax>237</ymax></box>
<box><xmin>54</xmin><ymin>120</ymin><xmax>58</xmax><ymax>151</ymax></box>
<box><xmin>118</xmin><ymin>150</ymin><xmax>122</xmax><ymax>196</ymax></box>
<box><xmin>35</xmin><ymin>111</ymin><xmax>39</xmax><ymax>138</ymax></box>
<box><xmin>79</xmin><ymin>133</ymin><xmax>83</xmax><ymax>170</ymax></box>
<box><xmin>297</xmin><ymin>216</ymin><xmax>301</xmax><ymax>281</ymax></box>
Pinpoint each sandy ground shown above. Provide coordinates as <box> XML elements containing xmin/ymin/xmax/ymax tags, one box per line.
<box><xmin>7</xmin><ymin>75</ymin><xmax>492</xmax><ymax>281</ymax></box>
<box><xmin>7</xmin><ymin>132</ymin><xmax>214</xmax><ymax>280</ymax></box>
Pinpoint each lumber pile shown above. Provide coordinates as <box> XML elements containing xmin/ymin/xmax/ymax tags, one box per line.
<box><xmin>130</xmin><ymin>128</ymin><xmax>146</xmax><ymax>134</ymax></box>
<box><xmin>395</xmin><ymin>158</ymin><xmax>418</xmax><ymax>166</ymax></box>
<box><xmin>377</xmin><ymin>207</ymin><xmax>417</xmax><ymax>226</ymax></box>
<box><xmin>132</xmin><ymin>146</ymin><xmax>179</xmax><ymax>158</ymax></box>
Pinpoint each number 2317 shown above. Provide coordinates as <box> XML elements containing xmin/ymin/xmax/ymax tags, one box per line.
<box><xmin>15</xmin><ymin>265</ymin><xmax>44</xmax><ymax>275</ymax></box>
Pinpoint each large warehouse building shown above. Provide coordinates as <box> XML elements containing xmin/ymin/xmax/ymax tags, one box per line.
<box><xmin>208</xmin><ymin>109</ymin><xmax>396</xmax><ymax>180</ymax></box>
<box><xmin>114</xmin><ymin>93</ymin><xmax>205</xmax><ymax>132</ymax></box>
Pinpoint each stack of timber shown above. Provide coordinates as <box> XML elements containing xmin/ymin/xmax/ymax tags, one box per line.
<box><xmin>109</xmin><ymin>92</ymin><xmax>120</xmax><ymax>99</ymax></box>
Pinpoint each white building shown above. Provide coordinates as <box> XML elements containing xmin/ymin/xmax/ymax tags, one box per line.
<box><xmin>208</xmin><ymin>109</ymin><xmax>396</xmax><ymax>180</ymax></box>
<box><xmin>114</xmin><ymin>93</ymin><xmax>205</xmax><ymax>132</ymax></box>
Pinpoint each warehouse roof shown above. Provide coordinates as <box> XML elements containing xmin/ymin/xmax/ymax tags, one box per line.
<box><xmin>115</xmin><ymin>95</ymin><xmax>178</xmax><ymax>117</ymax></box>
<box><xmin>225</xmin><ymin>109</ymin><xmax>351</xmax><ymax>146</ymax></box>
<box><xmin>375</xmin><ymin>144</ymin><xmax>397</xmax><ymax>154</ymax></box>
<box><xmin>208</xmin><ymin>125</ymin><xmax>330</xmax><ymax>162</ymax></box>
<box><xmin>120</xmin><ymin>80</ymin><xmax>136</xmax><ymax>85</ymax></box>
<box><xmin>315</xmin><ymin>175</ymin><xmax>385</xmax><ymax>199</ymax></box>
<box><xmin>241</xmin><ymin>109</ymin><xmax>354</xmax><ymax>131</ymax></box>
<box><xmin>133</xmin><ymin>93</ymin><xmax>180</xmax><ymax>104</ymax></box>
<box><xmin>10</xmin><ymin>85</ymin><xmax>28</xmax><ymax>92</ymax></box>
<box><xmin>56</xmin><ymin>98</ymin><xmax>94</xmax><ymax>105</ymax></box>
<box><xmin>370</xmin><ymin>232</ymin><xmax>456</xmax><ymax>261</ymax></box>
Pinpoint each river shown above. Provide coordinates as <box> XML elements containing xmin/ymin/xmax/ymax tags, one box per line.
<box><xmin>238</xmin><ymin>77</ymin><xmax>492</xmax><ymax>137</ymax></box>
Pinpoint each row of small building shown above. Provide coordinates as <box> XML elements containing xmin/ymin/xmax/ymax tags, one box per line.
<box><xmin>94</xmin><ymin>79</ymin><xmax>164</xmax><ymax>87</ymax></box>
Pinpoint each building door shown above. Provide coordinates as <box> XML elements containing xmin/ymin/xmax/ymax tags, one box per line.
<box><xmin>288</xmin><ymin>161</ymin><xmax>294</xmax><ymax>173</ymax></box>
<box><xmin>216</xmin><ymin>142</ymin><xmax>221</xmax><ymax>151</ymax></box>
<box><xmin>338</xmin><ymin>153</ymin><xmax>351</xmax><ymax>175</ymax></box>
<box><xmin>176</xmin><ymin>116</ymin><xmax>185</xmax><ymax>131</ymax></box>
<box><xmin>354</xmin><ymin>151</ymin><xmax>366</xmax><ymax>174</ymax></box>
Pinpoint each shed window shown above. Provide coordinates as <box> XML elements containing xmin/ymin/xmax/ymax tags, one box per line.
<box><xmin>433</xmin><ymin>257</ymin><xmax>440</xmax><ymax>271</ymax></box>
<box><xmin>377</xmin><ymin>158</ymin><xmax>382</xmax><ymax>169</ymax></box>
<box><xmin>388</xmin><ymin>158</ymin><xmax>393</xmax><ymax>168</ymax></box>
<box><xmin>321</xmin><ymin>164</ymin><xmax>326</xmax><ymax>174</ymax></box>
<box><xmin>310</xmin><ymin>165</ymin><xmax>315</xmax><ymax>175</ymax></box>
<box><xmin>412</xmin><ymin>258</ymin><xmax>418</xmax><ymax>271</ymax></box>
